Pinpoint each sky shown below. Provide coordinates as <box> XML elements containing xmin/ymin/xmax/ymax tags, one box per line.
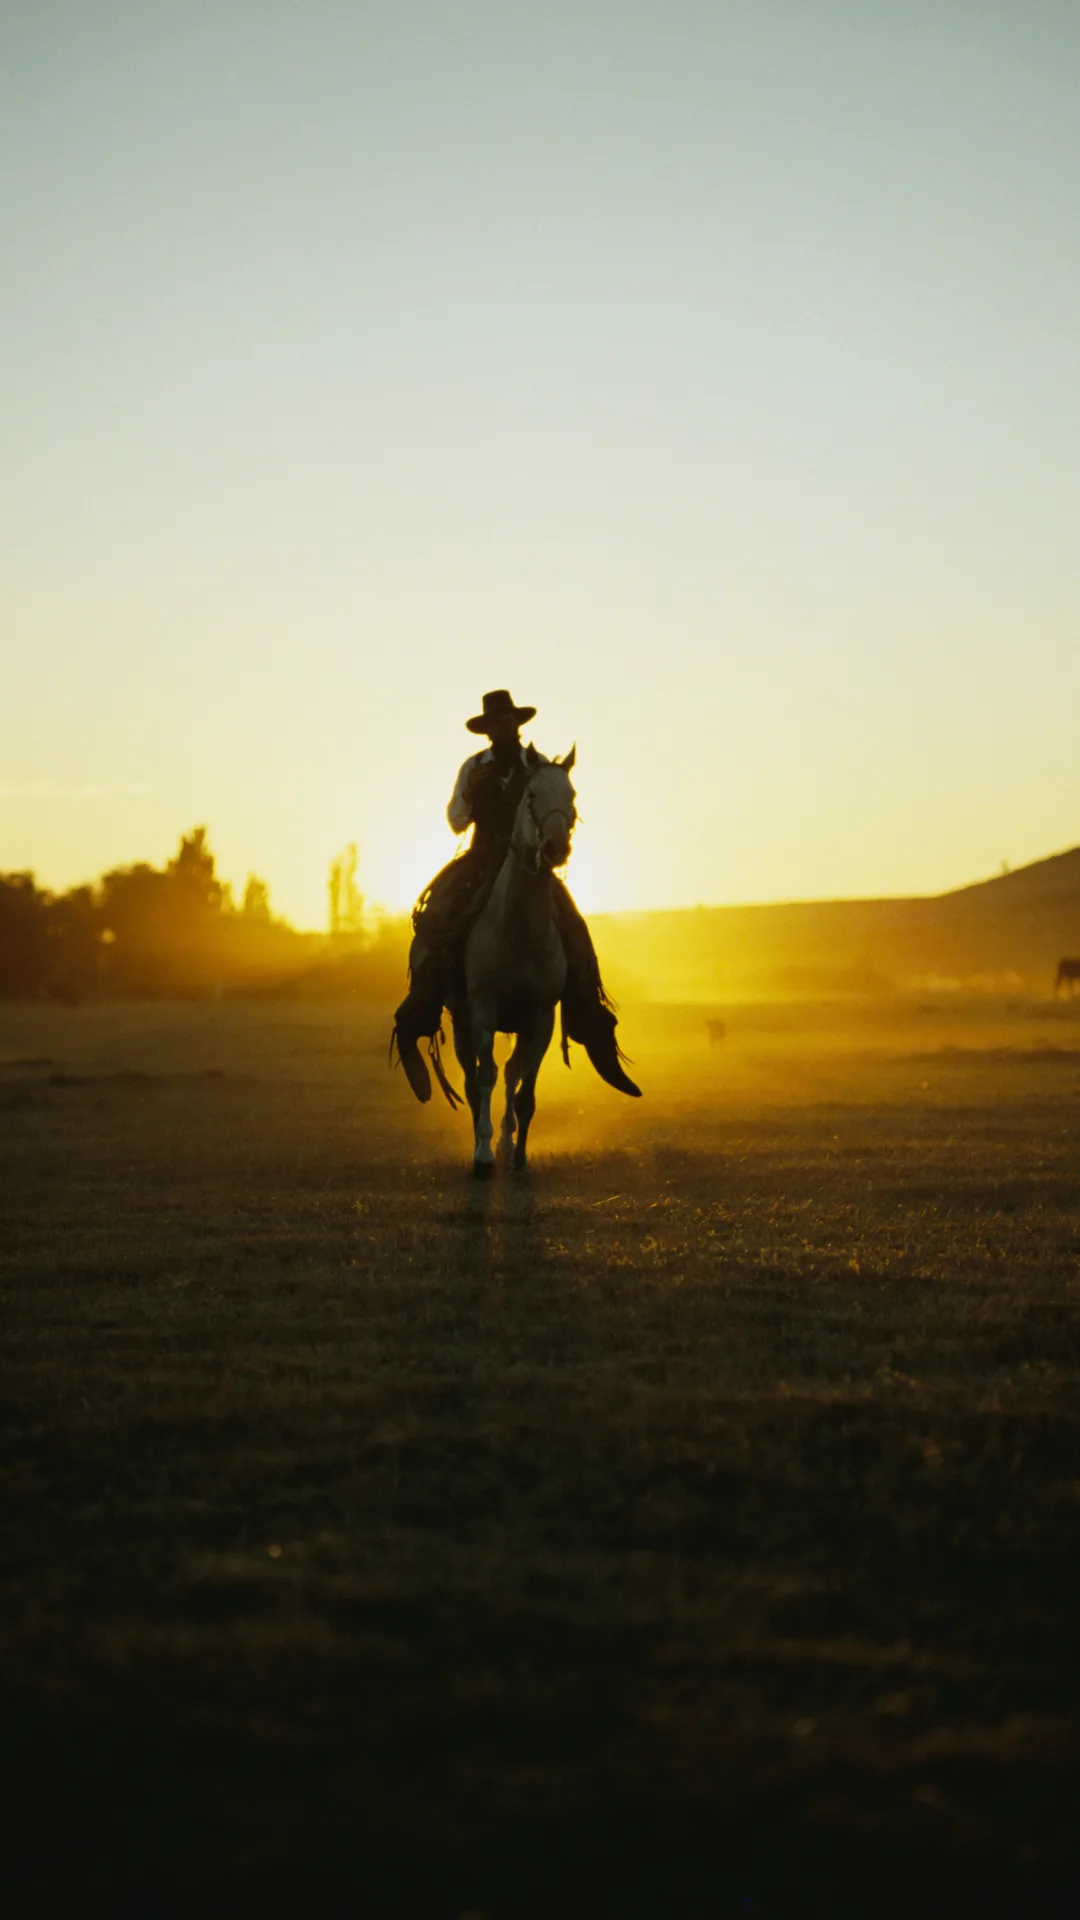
<box><xmin>3</xmin><ymin>0</ymin><xmax>1078</xmax><ymax>928</ymax></box>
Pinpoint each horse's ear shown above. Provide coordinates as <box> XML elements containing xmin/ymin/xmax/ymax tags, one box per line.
<box><xmin>561</xmin><ymin>744</ymin><xmax>576</xmax><ymax>773</ymax></box>
<box><xmin>525</xmin><ymin>742</ymin><xmax>540</xmax><ymax>766</ymax></box>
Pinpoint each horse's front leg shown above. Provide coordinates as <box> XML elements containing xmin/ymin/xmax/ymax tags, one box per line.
<box><xmin>470</xmin><ymin>998</ymin><xmax>499</xmax><ymax>1178</ymax></box>
<box><xmin>499</xmin><ymin>1041</ymin><xmax>521</xmax><ymax>1159</ymax></box>
<box><xmin>511</xmin><ymin>1005</ymin><xmax>555</xmax><ymax>1173</ymax></box>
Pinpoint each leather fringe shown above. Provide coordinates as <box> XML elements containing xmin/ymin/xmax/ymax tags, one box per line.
<box><xmin>428</xmin><ymin>1028</ymin><xmax>464</xmax><ymax>1110</ymax></box>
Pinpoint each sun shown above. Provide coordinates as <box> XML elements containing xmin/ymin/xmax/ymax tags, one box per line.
<box><xmin>369</xmin><ymin>773</ymin><xmax>632</xmax><ymax>921</ymax></box>
<box><xmin>379</xmin><ymin>821</ymin><xmax>462</xmax><ymax>916</ymax></box>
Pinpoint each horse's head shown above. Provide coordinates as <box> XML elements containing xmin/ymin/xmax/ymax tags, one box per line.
<box><xmin>514</xmin><ymin>746</ymin><xmax>577</xmax><ymax>874</ymax></box>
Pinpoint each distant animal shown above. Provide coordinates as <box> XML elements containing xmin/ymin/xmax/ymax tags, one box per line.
<box><xmin>1055</xmin><ymin>958</ymin><xmax>1080</xmax><ymax>997</ymax></box>
<box><xmin>706</xmin><ymin>1019</ymin><xmax>727</xmax><ymax>1046</ymax></box>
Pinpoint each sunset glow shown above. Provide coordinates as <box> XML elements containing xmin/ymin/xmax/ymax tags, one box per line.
<box><xmin>3</xmin><ymin>3</ymin><xmax>1078</xmax><ymax>927</ymax></box>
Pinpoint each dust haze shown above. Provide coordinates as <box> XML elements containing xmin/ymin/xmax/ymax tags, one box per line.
<box><xmin>3</xmin><ymin>987</ymin><xmax>1079</xmax><ymax>1910</ymax></box>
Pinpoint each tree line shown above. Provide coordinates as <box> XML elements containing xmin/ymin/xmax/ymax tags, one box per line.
<box><xmin>0</xmin><ymin>829</ymin><xmax>408</xmax><ymax>1001</ymax></box>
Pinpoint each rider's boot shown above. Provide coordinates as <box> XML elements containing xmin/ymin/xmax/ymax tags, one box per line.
<box><xmin>577</xmin><ymin>998</ymin><xmax>642</xmax><ymax>1099</ymax></box>
<box><xmin>553</xmin><ymin>882</ymin><xmax>642</xmax><ymax>1099</ymax></box>
<box><xmin>391</xmin><ymin>944</ymin><xmax>443</xmax><ymax>1104</ymax></box>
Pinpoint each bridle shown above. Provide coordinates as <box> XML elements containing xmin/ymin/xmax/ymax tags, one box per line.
<box><xmin>523</xmin><ymin>785</ymin><xmax>575</xmax><ymax>873</ymax></box>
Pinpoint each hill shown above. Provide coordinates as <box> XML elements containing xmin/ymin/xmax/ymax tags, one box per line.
<box><xmin>941</xmin><ymin>843</ymin><xmax>1080</xmax><ymax>909</ymax></box>
<box><xmin>593</xmin><ymin>845</ymin><xmax>1080</xmax><ymax>1000</ymax></box>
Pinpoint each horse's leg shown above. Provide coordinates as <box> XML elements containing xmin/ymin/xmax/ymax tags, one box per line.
<box><xmin>511</xmin><ymin>1006</ymin><xmax>555</xmax><ymax>1173</ymax></box>
<box><xmin>499</xmin><ymin>1040</ymin><xmax>522</xmax><ymax>1158</ymax></box>
<box><xmin>470</xmin><ymin>997</ymin><xmax>499</xmax><ymax>1177</ymax></box>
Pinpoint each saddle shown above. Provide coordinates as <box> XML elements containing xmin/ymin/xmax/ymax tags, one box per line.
<box><xmin>403</xmin><ymin>849</ymin><xmax>640</xmax><ymax>1101</ymax></box>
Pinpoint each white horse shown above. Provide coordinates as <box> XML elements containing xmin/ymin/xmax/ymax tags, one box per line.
<box><xmin>449</xmin><ymin>750</ymin><xmax>577</xmax><ymax>1177</ymax></box>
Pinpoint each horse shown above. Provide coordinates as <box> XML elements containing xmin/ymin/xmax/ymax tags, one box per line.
<box><xmin>1055</xmin><ymin>958</ymin><xmax>1080</xmax><ymax>997</ymax></box>
<box><xmin>447</xmin><ymin>750</ymin><xmax>579</xmax><ymax>1177</ymax></box>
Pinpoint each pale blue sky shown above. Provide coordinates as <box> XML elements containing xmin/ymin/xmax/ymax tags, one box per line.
<box><xmin>3</xmin><ymin>0</ymin><xmax>1078</xmax><ymax>924</ymax></box>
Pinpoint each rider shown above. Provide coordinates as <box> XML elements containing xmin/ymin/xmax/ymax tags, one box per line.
<box><xmin>392</xmin><ymin>688</ymin><xmax>639</xmax><ymax>1103</ymax></box>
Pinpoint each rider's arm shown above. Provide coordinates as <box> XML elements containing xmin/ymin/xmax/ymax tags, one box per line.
<box><xmin>447</xmin><ymin>753</ymin><xmax>483</xmax><ymax>834</ymax></box>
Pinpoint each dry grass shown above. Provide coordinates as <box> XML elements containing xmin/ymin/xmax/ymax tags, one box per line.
<box><xmin>2</xmin><ymin>996</ymin><xmax>1079</xmax><ymax>1915</ymax></box>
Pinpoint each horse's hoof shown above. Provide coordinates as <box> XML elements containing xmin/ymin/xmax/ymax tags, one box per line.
<box><xmin>511</xmin><ymin>1153</ymin><xmax>528</xmax><ymax>1174</ymax></box>
<box><xmin>472</xmin><ymin>1157</ymin><xmax>495</xmax><ymax>1181</ymax></box>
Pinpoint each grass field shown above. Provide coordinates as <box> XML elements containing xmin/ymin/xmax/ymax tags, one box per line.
<box><xmin>3</xmin><ymin>995</ymin><xmax>1080</xmax><ymax>1915</ymax></box>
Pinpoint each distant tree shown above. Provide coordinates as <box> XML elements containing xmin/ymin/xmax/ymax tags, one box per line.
<box><xmin>167</xmin><ymin>826</ymin><xmax>223</xmax><ymax>912</ymax></box>
<box><xmin>45</xmin><ymin>884</ymin><xmax>100</xmax><ymax>1001</ymax></box>
<box><xmin>242</xmin><ymin>875</ymin><xmax>272</xmax><ymax>920</ymax></box>
<box><xmin>99</xmin><ymin>828</ymin><xmax>228</xmax><ymax>993</ymax></box>
<box><xmin>341</xmin><ymin>844</ymin><xmax>363</xmax><ymax>934</ymax></box>
<box><xmin>97</xmin><ymin>862</ymin><xmax>173</xmax><ymax>992</ymax></box>
<box><xmin>0</xmin><ymin>873</ymin><xmax>49</xmax><ymax>995</ymax></box>
<box><xmin>1</xmin><ymin>874</ymin><xmax>105</xmax><ymax>1000</ymax></box>
<box><xmin>328</xmin><ymin>843</ymin><xmax>363</xmax><ymax>938</ymax></box>
<box><xmin>1</xmin><ymin>828</ymin><xmax>317</xmax><ymax>1001</ymax></box>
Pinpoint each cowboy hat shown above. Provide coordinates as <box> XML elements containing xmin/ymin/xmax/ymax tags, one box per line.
<box><xmin>465</xmin><ymin>689</ymin><xmax>537</xmax><ymax>735</ymax></box>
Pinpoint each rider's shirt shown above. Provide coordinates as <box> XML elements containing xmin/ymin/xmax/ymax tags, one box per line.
<box><xmin>447</xmin><ymin>745</ymin><xmax>550</xmax><ymax>847</ymax></box>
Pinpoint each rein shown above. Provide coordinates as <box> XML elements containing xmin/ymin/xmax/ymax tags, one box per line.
<box><xmin>523</xmin><ymin>790</ymin><xmax>574</xmax><ymax>874</ymax></box>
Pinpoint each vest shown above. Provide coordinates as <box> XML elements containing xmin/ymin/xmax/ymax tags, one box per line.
<box><xmin>470</xmin><ymin>753</ymin><xmax>531</xmax><ymax>852</ymax></box>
